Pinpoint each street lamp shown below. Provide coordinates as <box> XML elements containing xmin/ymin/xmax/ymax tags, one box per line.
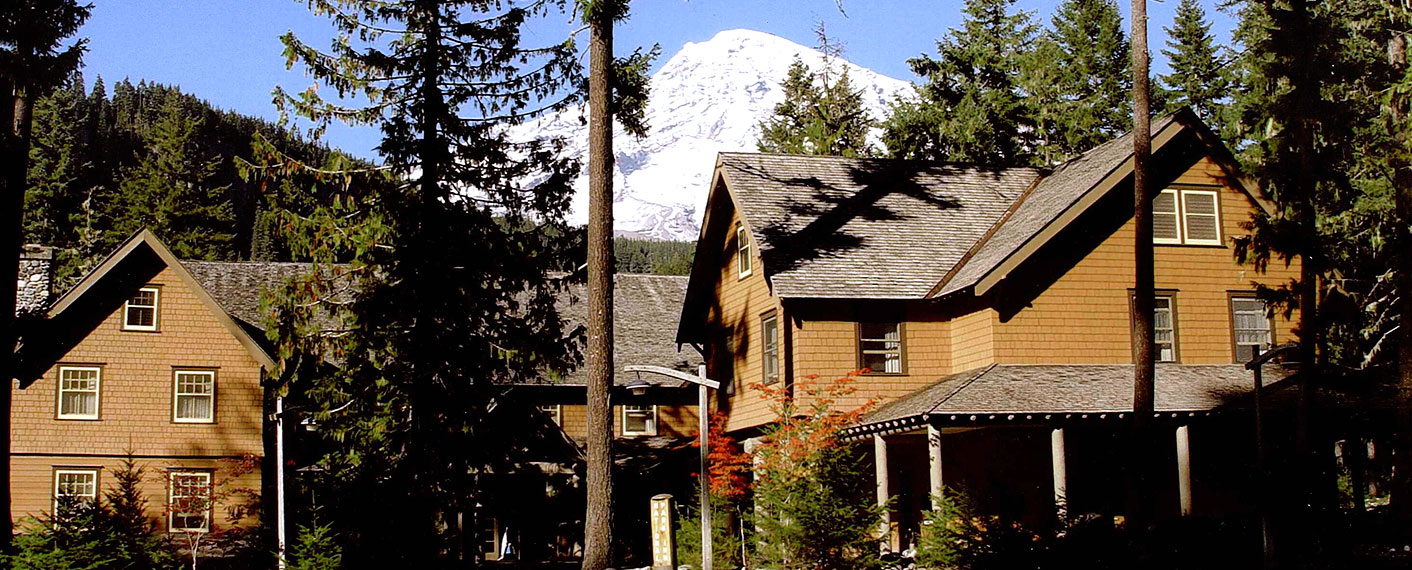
<box><xmin>622</xmin><ymin>364</ymin><xmax>721</xmax><ymax>570</ymax></box>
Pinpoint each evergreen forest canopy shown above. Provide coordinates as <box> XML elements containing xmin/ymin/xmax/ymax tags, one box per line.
<box><xmin>22</xmin><ymin>73</ymin><xmax>360</xmax><ymax>287</ymax></box>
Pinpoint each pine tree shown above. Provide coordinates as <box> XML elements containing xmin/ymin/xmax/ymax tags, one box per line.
<box><xmin>1160</xmin><ymin>0</ymin><xmax>1230</xmax><ymax>125</ymax></box>
<box><xmin>262</xmin><ymin>1</ymin><xmax>591</xmax><ymax>566</ymax></box>
<box><xmin>112</xmin><ymin>97</ymin><xmax>234</xmax><ymax>260</ymax></box>
<box><xmin>757</xmin><ymin>26</ymin><xmax>874</xmax><ymax>157</ymax></box>
<box><xmin>1047</xmin><ymin>0</ymin><xmax>1132</xmax><ymax>156</ymax></box>
<box><xmin>882</xmin><ymin>0</ymin><xmax>1036</xmax><ymax>165</ymax></box>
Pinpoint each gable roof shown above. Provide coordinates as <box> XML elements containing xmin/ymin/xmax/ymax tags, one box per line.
<box><xmin>183</xmin><ymin>261</ymin><xmax>313</xmax><ymax>329</ymax></box>
<box><xmin>557</xmin><ymin>274</ymin><xmax>703</xmax><ymax>387</ymax></box>
<box><xmin>717</xmin><ymin>153</ymin><xmax>1042</xmax><ymax>299</ymax></box>
<box><xmin>44</xmin><ymin>230</ymin><xmax>277</xmax><ymax>369</ymax></box>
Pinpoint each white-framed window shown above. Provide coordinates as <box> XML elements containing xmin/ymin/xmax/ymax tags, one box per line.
<box><xmin>1153</xmin><ymin>188</ymin><xmax>1222</xmax><ymax>246</ymax></box>
<box><xmin>736</xmin><ymin>225</ymin><xmax>753</xmax><ymax>278</ymax></box>
<box><xmin>859</xmin><ymin>323</ymin><xmax>904</xmax><ymax>374</ymax></box>
<box><xmin>57</xmin><ymin>366</ymin><xmax>101</xmax><ymax>420</ymax></box>
<box><xmin>53</xmin><ymin>469</ymin><xmax>99</xmax><ymax>512</ymax></box>
<box><xmin>761</xmin><ymin>313</ymin><xmax>780</xmax><ymax>385</ymax></box>
<box><xmin>1154</xmin><ymin>295</ymin><xmax>1178</xmax><ymax>363</ymax></box>
<box><xmin>173</xmin><ymin>370</ymin><xmax>215</xmax><ymax>423</ymax></box>
<box><xmin>478</xmin><ymin>511</ymin><xmax>501</xmax><ymax>561</ymax></box>
<box><xmin>1232</xmin><ymin>297</ymin><xmax>1274</xmax><ymax>363</ymax></box>
<box><xmin>538</xmin><ymin>404</ymin><xmax>562</xmax><ymax>426</ymax></box>
<box><xmin>168</xmin><ymin>471</ymin><xmax>212</xmax><ymax>532</ymax></box>
<box><xmin>123</xmin><ymin>287</ymin><xmax>159</xmax><ymax>331</ymax></box>
<box><xmin>621</xmin><ymin>405</ymin><xmax>658</xmax><ymax>436</ymax></box>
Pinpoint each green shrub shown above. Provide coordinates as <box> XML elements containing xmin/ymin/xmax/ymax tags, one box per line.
<box><xmin>287</xmin><ymin>520</ymin><xmax>343</xmax><ymax>570</ymax></box>
<box><xmin>674</xmin><ymin>488</ymin><xmax>748</xmax><ymax>570</ymax></box>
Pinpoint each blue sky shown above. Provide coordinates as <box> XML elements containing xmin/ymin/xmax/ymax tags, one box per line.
<box><xmin>78</xmin><ymin>0</ymin><xmax>1236</xmax><ymax>159</ymax></box>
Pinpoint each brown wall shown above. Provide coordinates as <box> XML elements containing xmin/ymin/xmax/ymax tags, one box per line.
<box><xmin>11</xmin><ymin>456</ymin><xmax>261</xmax><ymax>532</ymax></box>
<box><xmin>11</xmin><ymin>265</ymin><xmax>266</xmax><ymax>524</ymax></box>
<box><xmin>558</xmin><ymin>404</ymin><xmax>699</xmax><ymax>440</ymax></box>
<box><xmin>705</xmin><ymin>156</ymin><xmax>1302</xmax><ymax>435</ymax></box>
<box><xmin>989</xmin><ymin>157</ymin><xmax>1300</xmax><ymax>366</ymax></box>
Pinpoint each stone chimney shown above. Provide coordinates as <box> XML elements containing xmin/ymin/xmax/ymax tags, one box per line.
<box><xmin>16</xmin><ymin>245</ymin><xmax>53</xmax><ymax>315</ymax></box>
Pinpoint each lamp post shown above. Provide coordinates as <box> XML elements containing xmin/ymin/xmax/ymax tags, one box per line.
<box><xmin>623</xmin><ymin>364</ymin><xmax>720</xmax><ymax>570</ymax></box>
<box><xmin>1246</xmin><ymin>342</ymin><xmax>1298</xmax><ymax>570</ymax></box>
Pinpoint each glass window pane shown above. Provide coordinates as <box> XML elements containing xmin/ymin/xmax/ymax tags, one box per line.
<box><xmin>1154</xmin><ymin>191</ymin><xmax>1180</xmax><ymax>241</ymax></box>
<box><xmin>1182</xmin><ymin>192</ymin><xmax>1220</xmax><ymax>242</ymax></box>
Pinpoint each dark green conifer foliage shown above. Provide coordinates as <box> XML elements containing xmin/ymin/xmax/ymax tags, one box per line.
<box><xmin>1045</xmin><ymin>0</ymin><xmax>1131</xmax><ymax>156</ymax></box>
<box><xmin>263</xmin><ymin>1</ymin><xmax>587</xmax><ymax>567</ymax></box>
<box><xmin>757</xmin><ymin>26</ymin><xmax>874</xmax><ymax>157</ymax></box>
<box><xmin>113</xmin><ymin>97</ymin><xmax>234</xmax><ymax>260</ymax></box>
<box><xmin>1160</xmin><ymin>0</ymin><xmax>1230</xmax><ymax>125</ymax></box>
<box><xmin>882</xmin><ymin>0</ymin><xmax>1036</xmax><ymax>165</ymax></box>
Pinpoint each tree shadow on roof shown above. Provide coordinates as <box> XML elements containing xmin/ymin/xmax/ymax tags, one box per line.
<box><xmin>733</xmin><ymin>159</ymin><xmax>977</xmax><ymax>275</ymax></box>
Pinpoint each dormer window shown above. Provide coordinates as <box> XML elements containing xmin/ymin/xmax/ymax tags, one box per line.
<box><xmin>123</xmin><ymin>287</ymin><xmax>159</xmax><ymax>331</ymax></box>
<box><xmin>1154</xmin><ymin>188</ymin><xmax>1221</xmax><ymax>246</ymax></box>
<box><xmin>737</xmin><ymin>224</ymin><xmax>753</xmax><ymax>278</ymax></box>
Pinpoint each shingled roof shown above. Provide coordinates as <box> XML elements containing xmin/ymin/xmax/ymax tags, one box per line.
<box><xmin>862</xmin><ymin>363</ymin><xmax>1294</xmax><ymax>429</ymax></box>
<box><xmin>557</xmin><ymin>274</ymin><xmax>703</xmax><ymax>387</ymax></box>
<box><xmin>719</xmin><ymin>153</ymin><xmax>1042</xmax><ymax>299</ymax></box>
<box><xmin>183</xmin><ymin>261</ymin><xmax>700</xmax><ymax>387</ymax></box>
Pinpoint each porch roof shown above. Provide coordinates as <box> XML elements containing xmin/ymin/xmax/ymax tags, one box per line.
<box><xmin>853</xmin><ymin>363</ymin><xmax>1296</xmax><ymax>435</ymax></box>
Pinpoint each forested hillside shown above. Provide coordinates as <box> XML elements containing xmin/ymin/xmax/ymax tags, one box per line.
<box><xmin>614</xmin><ymin>238</ymin><xmax>693</xmax><ymax>275</ymax></box>
<box><xmin>23</xmin><ymin>73</ymin><xmax>355</xmax><ymax>287</ymax></box>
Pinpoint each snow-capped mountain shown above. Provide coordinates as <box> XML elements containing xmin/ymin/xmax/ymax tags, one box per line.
<box><xmin>513</xmin><ymin>29</ymin><xmax>913</xmax><ymax>241</ymax></box>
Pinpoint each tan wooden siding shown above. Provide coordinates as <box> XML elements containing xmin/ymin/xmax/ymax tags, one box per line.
<box><xmin>12</xmin><ymin>266</ymin><xmax>266</xmax><ymax>459</ymax></box>
<box><xmin>790</xmin><ymin>320</ymin><xmax>952</xmax><ymax>414</ymax></box>
<box><xmin>990</xmin><ymin>158</ymin><xmax>1300</xmax><ymax>364</ymax></box>
<box><xmin>949</xmin><ymin>309</ymin><xmax>997</xmax><ymax>372</ymax></box>
<box><xmin>703</xmin><ymin>205</ymin><xmax>784</xmax><ymax>432</ymax></box>
<box><xmin>11</xmin><ymin>455</ymin><xmax>260</xmax><ymax>531</ymax></box>
<box><xmin>558</xmin><ymin>404</ymin><xmax>699</xmax><ymax>440</ymax></box>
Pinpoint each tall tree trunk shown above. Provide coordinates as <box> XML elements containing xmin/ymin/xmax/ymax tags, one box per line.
<box><xmin>1388</xmin><ymin>28</ymin><xmax>1412</xmax><ymax>523</ymax></box>
<box><xmin>1129</xmin><ymin>0</ymin><xmax>1156</xmax><ymax>532</ymax></box>
<box><xmin>582</xmin><ymin>6</ymin><xmax>615</xmax><ymax>570</ymax></box>
<box><xmin>0</xmin><ymin>77</ymin><xmax>28</xmax><ymax>549</ymax></box>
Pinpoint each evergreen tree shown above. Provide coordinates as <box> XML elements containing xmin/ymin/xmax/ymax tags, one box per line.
<box><xmin>1160</xmin><ymin>0</ymin><xmax>1230</xmax><ymax>125</ymax></box>
<box><xmin>112</xmin><ymin>97</ymin><xmax>234</xmax><ymax>260</ymax></box>
<box><xmin>263</xmin><ymin>1</ymin><xmax>590</xmax><ymax>566</ymax></box>
<box><xmin>23</xmin><ymin>73</ymin><xmax>94</xmax><ymax>279</ymax></box>
<box><xmin>1046</xmin><ymin>0</ymin><xmax>1132</xmax><ymax>156</ymax></box>
<box><xmin>757</xmin><ymin>26</ymin><xmax>874</xmax><ymax>157</ymax></box>
<box><xmin>882</xmin><ymin>0</ymin><xmax>1036</xmax><ymax>165</ymax></box>
<box><xmin>1019</xmin><ymin>37</ymin><xmax>1069</xmax><ymax>166</ymax></box>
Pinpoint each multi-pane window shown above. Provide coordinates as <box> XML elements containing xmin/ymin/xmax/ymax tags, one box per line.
<box><xmin>1232</xmin><ymin>297</ymin><xmax>1273</xmax><ymax>363</ymax></box>
<box><xmin>58</xmin><ymin>366</ymin><xmax>100</xmax><ymax>420</ymax></box>
<box><xmin>1154</xmin><ymin>295</ymin><xmax>1177</xmax><ymax>362</ymax></box>
<box><xmin>123</xmin><ymin>287</ymin><xmax>159</xmax><ymax>331</ymax></box>
<box><xmin>173</xmin><ymin>371</ymin><xmax>215</xmax><ymax>423</ymax></box>
<box><xmin>737</xmin><ymin>225</ymin><xmax>753</xmax><ymax>278</ymax></box>
<box><xmin>859</xmin><ymin>323</ymin><xmax>903</xmax><ymax>374</ymax></box>
<box><xmin>761</xmin><ymin>313</ymin><xmax>779</xmax><ymax>384</ymax></box>
<box><xmin>538</xmin><ymin>405</ymin><xmax>562</xmax><ymax>426</ymax></box>
<box><xmin>1153</xmin><ymin>188</ymin><xmax>1222</xmax><ymax>246</ymax></box>
<box><xmin>621</xmin><ymin>405</ymin><xmax>657</xmax><ymax>436</ymax></box>
<box><xmin>53</xmin><ymin>469</ymin><xmax>99</xmax><ymax>512</ymax></box>
<box><xmin>169</xmin><ymin>471</ymin><xmax>212</xmax><ymax>532</ymax></box>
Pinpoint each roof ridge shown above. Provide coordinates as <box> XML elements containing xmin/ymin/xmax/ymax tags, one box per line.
<box><xmin>926</xmin><ymin>363</ymin><xmax>996</xmax><ymax>415</ymax></box>
<box><xmin>719</xmin><ymin>151</ymin><xmax>1047</xmax><ymax>172</ymax></box>
<box><xmin>926</xmin><ymin>171</ymin><xmax>1048</xmax><ymax>297</ymax></box>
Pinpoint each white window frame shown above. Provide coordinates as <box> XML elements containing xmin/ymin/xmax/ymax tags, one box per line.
<box><xmin>53</xmin><ymin>468</ymin><xmax>99</xmax><ymax>511</ymax></box>
<box><xmin>57</xmin><ymin>366</ymin><xmax>101</xmax><ymax>420</ymax></box>
<box><xmin>1154</xmin><ymin>294</ymin><xmax>1178</xmax><ymax>363</ymax></box>
<box><xmin>858</xmin><ymin>322</ymin><xmax>905</xmax><ymax>374</ymax></box>
<box><xmin>736</xmin><ymin>225</ymin><xmax>753</xmax><ymax>279</ymax></box>
<box><xmin>172</xmin><ymin>370</ymin><xmax>216</xmax><ymax>424</ymax></box>
<box><xmin>761</xmin><ymin>313</ymin><xmax>780</xmax><ymax>385</ymax></box>
<box><xmin>168</xmin><ymin>470</ymin><xmax>212</xmax><ymax>533</ymax></box>
<box><xmin>538</xmin><ymin>404</ymin><xmax>562</xmax><ymax>426</ymax></box>
<box><xmin>1153</xmin><ymin>188</ymin><xmax>1223</xmax><ymax>246</ymax></box>
<box><xmin>123</xmin><ymin>286</ymin><xmax>160</xmax><ymax>331</ymax></box>
<box><xmin>621</xmin><ymin>404</ymin><xmax>658</xmax><ymax>437</ymax></box>
<box><xmin>1153</xmin><ymin>190</ymin><xmax>1183</xmax><ymax>244</ymax></box>
<box><xmin>1231</xmin><ymin>297</ymin><xmax>1274</xmax><ymax>363</ymax></box>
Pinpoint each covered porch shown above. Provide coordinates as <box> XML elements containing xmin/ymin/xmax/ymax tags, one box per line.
<box><xmin>848</xmin><ymin>363</ymin><xmax>1293</xmax><ymax>552</ymax></box>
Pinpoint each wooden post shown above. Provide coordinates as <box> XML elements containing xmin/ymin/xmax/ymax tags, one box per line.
<box><xmin>1176</xmin><ymin>425</ymin><xmax>1192</xmax><ymax>517</ymax></box>
<box><xmin>873</xmin><ymin>434</ymin><xmax>890</xmax><ymax>552</ymax></box>
<box><xmin>928</xmin><ymin>424</ymin><xmax>944</xmax><ymax>508</ymax></box>
<box><xmin>1051</xmin><ymin>428</ymin><xmax>1068</xmax><ymax>521</ymax></box>
<box><xmin>649</xmin><ymin>494</ymin><xmax>677</xmax><ymax>570</ymax></box>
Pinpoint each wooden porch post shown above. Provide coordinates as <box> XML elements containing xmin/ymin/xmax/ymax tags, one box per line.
<box><xmin>928</xmin><ymin>424</ymin><xmax>944</xmax><ymax>509</ymax></box>
<box><xmin>874</xmin><ymin>434</ymin><xmax>891</xmax><ymax>552</ymax></box>
<box><xmin>1051</xmin><ymin>427</ymin><xmax>1068</xmax><ymax>521</ymax></box>
<box><xmin>1176</xmin><ymin>425</ymin><xmax>1193</xmax><ymax>516</ymax></box>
